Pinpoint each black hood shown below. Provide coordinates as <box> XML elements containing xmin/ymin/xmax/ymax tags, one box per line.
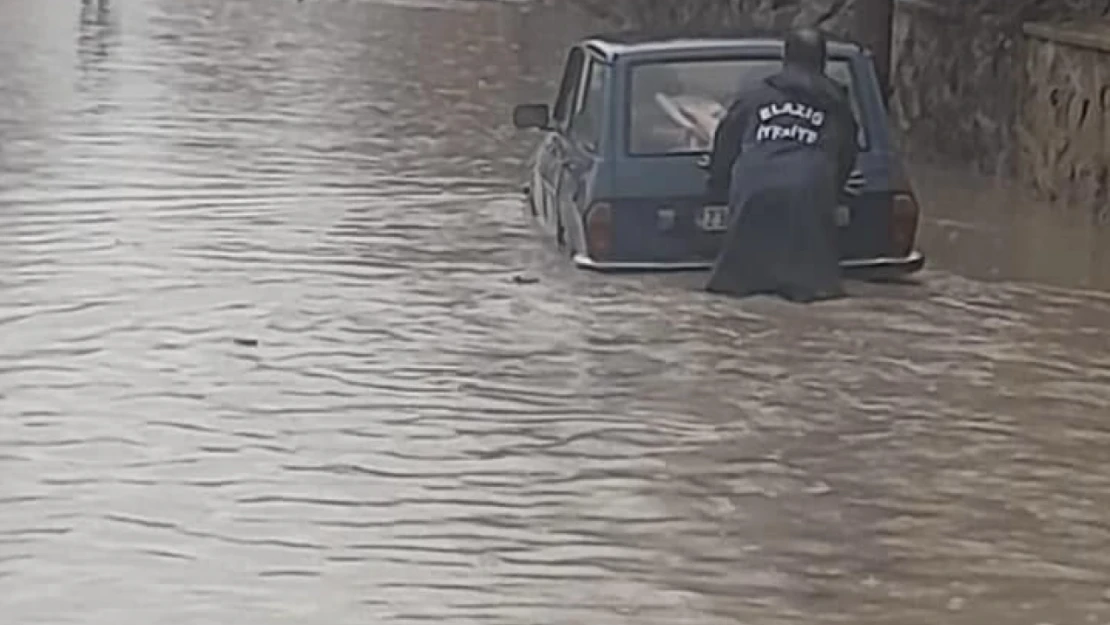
<box><xmin>764</xmin><ymin>66</ymin><xmax>848</xmax><ymax>113</ymax></box>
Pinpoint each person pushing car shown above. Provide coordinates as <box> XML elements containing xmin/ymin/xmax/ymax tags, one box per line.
<box><xmin>703</xmin><ymin>27</ymin><xmax>861</xmax><ymax>303</ymax></box>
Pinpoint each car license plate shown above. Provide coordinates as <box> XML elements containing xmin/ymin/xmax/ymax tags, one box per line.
<box><xmin>698</xmin><ymin>205</ymin><xmax>729</xmax><ymax>232</ymax></box>
<box><xmin>835</xmin><ymin>205</ymin><xmax>851</xmax><ymax>227</ymax></box>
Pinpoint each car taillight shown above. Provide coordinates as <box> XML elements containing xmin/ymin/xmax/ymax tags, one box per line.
<box><xmin>890</xmin><ymin>193</ymin><xmax>920</xmax><ymax>258</ymax></box>
<box><xmin>585</xmin><ymin>201</ymin><xmax>612</xmax><ymax>258</ymax></box>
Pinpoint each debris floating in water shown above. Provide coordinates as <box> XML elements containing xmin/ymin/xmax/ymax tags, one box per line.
<box><xmin>512</xmin><ymin>274</ymin><xmax>539</xmax><ymax>285</ymax></box>
<box><xmin>233</xmin><ymin>337</ymin><xmax>259</xmax><ymax>347</ymax></box>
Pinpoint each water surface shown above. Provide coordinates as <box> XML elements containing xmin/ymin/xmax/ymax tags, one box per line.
<box><xmin>1</xmin><ymin>1</ymin><xmax>1108</xmax><ymax>623</ymax></box>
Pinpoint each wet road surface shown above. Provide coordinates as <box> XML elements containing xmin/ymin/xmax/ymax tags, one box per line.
<box><xmin>1</xmin><ymin>0</ymin><xmax>1109</xmax><ymax>623</ymax></box>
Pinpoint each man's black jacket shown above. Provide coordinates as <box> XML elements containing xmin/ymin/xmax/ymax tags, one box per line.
<box><xmin>705</xmin><ymin>65</ymin><xmax>860</xmax><ymax>204</ymax></box>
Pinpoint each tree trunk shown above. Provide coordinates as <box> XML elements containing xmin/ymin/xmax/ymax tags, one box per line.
<box><xmin>854</xmin><ymin>0</ymin><xmax>893</xmax><ymax>103</ymax></box>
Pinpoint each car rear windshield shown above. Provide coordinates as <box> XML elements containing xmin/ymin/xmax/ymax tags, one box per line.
<box><xmin>627</xmin><ymin>57</ymin><xmax>869</xmax><ymax>157</ymax></box>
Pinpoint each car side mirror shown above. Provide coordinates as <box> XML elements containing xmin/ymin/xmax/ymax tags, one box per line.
<box><xmin>513</xmin><ymin>104</ymin><xmax>550</xmax><ymax>130</ymax></box>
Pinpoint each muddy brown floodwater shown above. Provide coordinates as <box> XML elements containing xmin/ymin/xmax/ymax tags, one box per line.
<box><xmin>1</xmin><ymin>0</ymin><xmax>1109</xmax><ymax>623</ymax></box>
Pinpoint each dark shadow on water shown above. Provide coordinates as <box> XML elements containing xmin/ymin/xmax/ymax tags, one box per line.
<box><xmin>77</xmin><ymin>0</ymin><xmax>120</xmax><ymax>106</ymax></box>
<box><xmin>79</xmin><ymin>0</ymin><xmax>116</xmax><ymax>43</ymax></box>
<box><xmin>910</xmin><ymin>158</ymin><xmax>1110</xmax><ymax>293</ymax></box>
<box><xmin>851</xmin><ymin>275</ymin><xmax>927</xmax><ymax>292</ymax></box>
<box><xmin>80</xmin><ymin>0</ymin><xmax>111</xmax><ymax>22</ymax></box>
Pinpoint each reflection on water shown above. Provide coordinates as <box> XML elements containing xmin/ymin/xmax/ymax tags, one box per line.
<box><xmin>913</xmin><ymin>159</ymin><xmax>1110</xmax><ymax>292</ymax></box>
<box><xmin>0</xmin><ymin>0</ymin><xmax>1108</xmax><ymax>623</ymax></box>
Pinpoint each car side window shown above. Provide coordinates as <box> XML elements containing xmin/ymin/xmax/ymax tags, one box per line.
<box><xmin>568</xmin><ymin>56</ymin><xmax>606</xmax><ymax>152</ymax></box>
<box><xmin>552</xmin><ymin>48</ymin><xmax>585</xmax><ymax>129</ymax></box>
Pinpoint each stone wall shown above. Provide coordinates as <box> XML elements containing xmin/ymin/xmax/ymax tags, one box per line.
<box><xmin>1017</xmin><ymin>22</ymin><xmax>1110</xmax><ymax>215</ymax></box>
<box><xmin>891</xmin><ymin>3</ymin><xmax>1110</xmax><ymax>219</ymax></box>
<box><xmin>889</xmin><ymin>0</ymin><xmax>1025</xmax><ymax>176</ymax></box>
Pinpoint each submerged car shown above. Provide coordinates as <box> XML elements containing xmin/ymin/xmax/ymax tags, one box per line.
<box><xmin>511</xmin><ymin>31</ymin><xmax>925</xmax><ymax>278</ymax></box>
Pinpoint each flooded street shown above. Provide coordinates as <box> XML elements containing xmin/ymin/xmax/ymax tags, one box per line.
<box><xmin>2</xmin><ymin>0</ymin><xmax>1110</xmax><ymax>622</ymax></box>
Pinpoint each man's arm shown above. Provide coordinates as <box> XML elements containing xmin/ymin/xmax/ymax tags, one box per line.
<box><xmin>705</xmin><ymin>97</ymin><xmax>749</xmax><ymax>203</ymax></box>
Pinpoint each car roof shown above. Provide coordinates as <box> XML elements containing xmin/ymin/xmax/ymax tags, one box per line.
<box><xmin>582</xmin><ymin>29</ymin><xmax>864</xmax><ymax>62</ymax></box>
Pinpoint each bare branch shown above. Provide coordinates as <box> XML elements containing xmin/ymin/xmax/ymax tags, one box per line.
<box><xmin>814</xmin><ymin>0</ymin><xmax>852</xmax><ymax>28</ymax></box>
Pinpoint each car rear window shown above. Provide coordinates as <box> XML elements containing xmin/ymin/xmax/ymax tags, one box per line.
<box><xmin>627</xmin><ymin>57</ymin><xmax>868</xmax><ymax>156</ymax></box>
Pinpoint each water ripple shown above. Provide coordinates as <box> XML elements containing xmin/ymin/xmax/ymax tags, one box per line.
<box><xmin>1</xmin><ymin>0</ymin><xmax>1109</xmax><ymax>623</ymax></box>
